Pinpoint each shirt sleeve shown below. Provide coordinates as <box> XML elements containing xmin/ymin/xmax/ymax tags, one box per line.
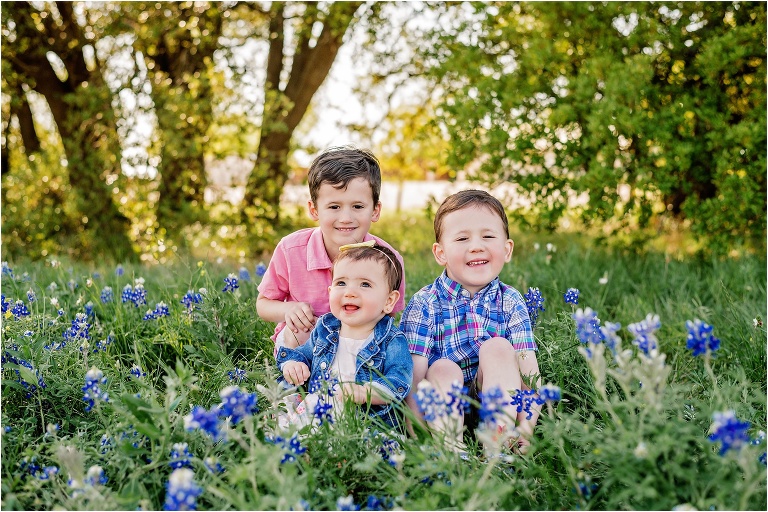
<box><xmin>399</xmin><ymin>292</ymin><xmax>434</xmax><ymax>358</ymax></box>
<box><xmin>504</xmin><ymin>288</ymin><xmax>537</xmax><ymax>351</ymax></box>
<box><xmin>257</xmin><ymin>239</ymin><xmax>290</xmax><ymax>301</ymax></box>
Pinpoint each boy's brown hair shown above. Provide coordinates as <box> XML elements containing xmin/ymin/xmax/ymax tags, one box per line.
<box><xmin>433</xmin><ymin>189</ymin><xmax>510</xmax><ymax>242</ymax></box>
<box><xmin>334</xmin><ymin>244</ymin><xmax>402</xmax><ymax>292</ymax></box>
<box><xmin>308</xmin><ymin>146</ymin><xmax>382</xmax><ymax>205</ymax></box>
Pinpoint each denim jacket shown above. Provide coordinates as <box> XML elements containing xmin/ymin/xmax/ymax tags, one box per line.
<box><xmin>276</xmin><ymin>313</ymin><xmax>413</xmax><ymax>428</ymax></box>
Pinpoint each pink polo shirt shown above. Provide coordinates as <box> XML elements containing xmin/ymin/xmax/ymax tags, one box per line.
<box><xmin>257</xmin><ymin>227</ymin><xmax>407</xmax><ymax>343</ymax></box>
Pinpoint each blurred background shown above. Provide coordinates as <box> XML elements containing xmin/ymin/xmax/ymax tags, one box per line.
<box><xmin>1</xmin><ymin>1</ymin><xmax>765</xmax><ymax>264</ymax></box>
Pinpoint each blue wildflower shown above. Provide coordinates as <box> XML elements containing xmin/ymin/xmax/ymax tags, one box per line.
<box><xmin>222</xmin><ymin>273</ymin><xmax>239</xmax><ymax>292</ymax></box>
<box><xmin>336</xmin><ymin>495</ymin><xmax>359</xmax><ymax>511</ymax></box>
<box><xmin>164</xmin><ymin>468</ymin><xmax>202</xmax><ymax>511</ymax></box>
<box><xmin>168</xmin><ymin>442</ymin><xmax>193</xmax><ymax>469</ymax></box>
<box><xmin>218</xmin><ymin>386</ymin><xmax>258</xmax><ymax>424</ymax></box>
<box><xmin>524</xmin><ymin>287</ymin><xmax>546</xmax><ymax>329</ymax></box>
<box><xmin>63</xmin><ymin>312</ymin><xmax>91</xmax><ymax>344</ymax></box>
<box><xmin>115</xmin><ymin>264</ymin><xmax>124</xmax><ymax>277</ymax></box>
<box><xmin>26</xmin><ymin>289</ymin><xmax>36</xmax><ymax>303</ymax></box>
<box><xmin>84</xmin><ymin>465</ymin><xmax>108</xmax><ymax>486</ymax></box>
<box><xmin>100</xmin><ymin>286</ymin><xmax>113</xmax><ymax>303</ymax></box>
<box><xmin>510</xmin><ymin>389</ymin><xmax>542</xmax><ymax>420</ymax></box>
<box><xmin>181</xmin><ymin>290</ymin><xmax>203</xmax><ymax>311</ymax></box>
<box><xmin>708</xmin><ymin>410</ymin><xmax>751</xmax><ymax>456</ymax></box>
<box><xmin>2</xmin><ymin>261</ymin><xmax>13</xmax><ymax>277</ymax></box>
<box><xmin>82</xmin><ymin>367</ymin><xmax>109</xmax><ymax>412</ymax></box>
<box><xmin>255</xmin><ymin>263</ymin><xmax>267</xmax><ymax>278</ymax></box>
<box><xmin>91</xmin><ymin>334</ymin><xmax>114</xmax><ymax>353</ymax></box>
<box><xmin>144</xmin><ymin>302</ymin><xmax>170</xmax><ymax>321</ymax></box>
<box><xmin>228</xmin><ymin>368</ymin><xmax>247</xmax><ymax>382</ymax></box>
<box><xmin>130</xmin><ymin>364</ymin><xmax>147</xmax><ymax>378</ymax></box>
<box><xmin>539</xmin><ymin>383</ymin><xmax>562</xmax><ymax>403</ymax></box>
<box><xmin>628</xmin><ymin>313</ymin><xmax>661</xmax><ymax>355</ymax></box>
<box><xmin>685</xmin><ymin>319</ymin><xmax>720</xmax><ymax>357</ymax></box>
<box><xmin>313</xmin><ymin>400</ymin><xmax>334</xmax><ymax>426</ymax></box>
<box><xmin>100</xmin><ymin>434</ymin><xmax>112</xmax><ymax>453</ymax></box>
<box><xmin>564</xmin><ymin>288</ymin><xmax>580</xmax><ymax>305</ymax></box>
<box><xmin>1</xmin><ymin>294</ymin><xmax>9</xmax><ymax>313</ymax></box>
<box><xmin>445</xmin><ymin>381</ymin><xmax>470</xmax><ymax>415</ymax></box>
<box><xmin>479</xmin><ymin>386</ymin><xmax>510</xmax><ymax>423</ymax></box>
<box><xmin>267</xmin><ymin>432</ymin><xmax>307</xmax><ymax>464</ymax></box>
<box><xmin>364</xmin><ymin>495</ymin><xmax>393</xmax><ymax>511</ymax></box>
<box><xmin>238</xmin><ymin>267</ymin><xmax>251</xmax><ymax>282</ymax></box>
<box><xmin>204</xmin><ymin>457</ymin><xmax>225</xmax><ymax>474</ymax></box>
<box><xmin>600</xmin><ymin>321</ymin><xmax>622</xmax><ymax>354</ymax></box>
<box><xmin>308</xmin><ymin>370</ymin><xmax>338</xmax><ymax>397</ymax></box>
<box><xmin>121</xmin><ymin>284</ymin><xmax>133</xmax><ymax>304</ymax></box>
<box><xmin>68</xmin><ymin>279</ymin><xmax>77</xmax><ymax>291</ymax></box>
<box><xmin>414</xmin><ymin>381</ymin><xmax>445</xmax><ymax>423</ymax></box>
<box><xmin>11</xmin><ymin>300</ymin><xmax>30</xmax><ymax>319</ymax></box>
<box><xmin>184</xmin><ymin>406</ymin><xmax>224</xmax><ymax>441</ymax></box>
<box><xmin>572</xmin><ymin>308</ymin><xmax>604</xmax><ymax>345</ymax></box>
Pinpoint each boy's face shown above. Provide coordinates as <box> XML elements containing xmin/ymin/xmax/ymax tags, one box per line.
<box><xmin>329</xmin><ymin>257</ymin><xmax>399</xmax><ymax>338</ymax></box>
<box><xmin>432</xmin><ymin>205</ymin><xmax>513</xmax><ymax>296</ymax></box>
<box><xmin>308</xmin><ymin>177</ymin><xmax>382</xmax><ymax>260</ymax></box>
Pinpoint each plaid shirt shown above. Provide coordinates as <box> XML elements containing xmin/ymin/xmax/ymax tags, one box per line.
<box><xmin>400</xmin><ymin>270</ymin><xmax>536</xmax><ymax>383</ymax></box>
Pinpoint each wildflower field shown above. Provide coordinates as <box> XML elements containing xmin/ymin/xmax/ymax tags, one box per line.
<box><xmin>1</xmin><ymin>215</ymin><xmax>766</xmax><ymax>511</ymax></box>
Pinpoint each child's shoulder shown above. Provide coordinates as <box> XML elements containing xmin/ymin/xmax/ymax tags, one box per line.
<box><xmin>405</xmin><ymin>280</ymin><xmax>442</xmax><ymax>306</ymax></box>
<box><xmin>278</xmin><ymin>227</ymin><xmax>318</xmax><ymax>250</ymax></box>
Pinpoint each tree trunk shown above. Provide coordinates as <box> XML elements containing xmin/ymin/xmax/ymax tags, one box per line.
<box><xmin>3</xmin><ymin>2</ymin><xmax>136</xmax><ymax>261</ymax></box>
<box><xmin>242</xmin><ymin>2</ymin><xmax>362</xmax><ymax>235</ymax></box>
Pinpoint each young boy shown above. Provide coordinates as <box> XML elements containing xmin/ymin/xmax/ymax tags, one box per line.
<box><xmin>400</xmin><ymin>189</ymin><xmax>540</xmax><ymax>453</ymax></box>
<box><xmin>277</xmin><ymin>242</ymin><xmax>413</xmax><ymax>429</ymax></box>
<box><xmin>257</xmin><ymin>146</ymin><xmax>406</xmax><ymax>351</ymax></box>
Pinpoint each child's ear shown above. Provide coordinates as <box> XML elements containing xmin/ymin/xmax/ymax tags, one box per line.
<box><xmin>505</xmin><ymin>239</ymin><xmax>514</xmax><ymax>262</ymax></box>
<box><xmin>308</xmin><ymin>200</ymin><xmax>320</xmax><ymax>221</ymax></box>
<box><xmin>371</xmin><ymin>201</ymin><xmax>382</xmax><ymax>222</ymax></box>
<box><xmin>383</xmin><ymin>290</ymin><xmax>400</xmax><ymax>314</ymax></box>
<box><xmin>432</xmin><ymin>242</ymin><xmax>447</xmax><ymax>266</ymax></box>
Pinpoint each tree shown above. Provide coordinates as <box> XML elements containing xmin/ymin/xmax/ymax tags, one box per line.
<box><xmin>420</xmin><ymin>2</ymin><xmax>766</xmax><ymax>254</ymax></box>
<box><xmin>241</xmin><ymin>1</ymin><xmax>363</xmax><ymax>232</ymax></box>
<box><xmin>1</xmin><ymin>1</ymin><xmax>136</xmax><ymax>261</ymax></box>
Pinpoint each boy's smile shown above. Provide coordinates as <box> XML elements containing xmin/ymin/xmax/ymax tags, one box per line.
<box><xmin>308</xmin><ymin>177</ymin><xmax>381</xmax><ymax>261</ymax></box>
<box><xmin>432</xmin><ymin>205</ymin><xmax>514</xmax><ymax>297</ymax></box>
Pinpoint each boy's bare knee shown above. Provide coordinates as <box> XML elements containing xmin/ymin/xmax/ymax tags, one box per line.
<box><xmin>479</xmin><ymin>337</ymin><xmax>519</xmax><ymax>368</ymax></box>
<box><xmin>425</xmin><ymin>359</ymin><xmax>463</xmax><ymax>387</ymax></box>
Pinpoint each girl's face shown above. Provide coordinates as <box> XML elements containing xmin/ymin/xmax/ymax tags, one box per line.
<box><xmin>432</xmin><ymin>205</ymin><xmax>513</xmax><ymax>296</ymax></box>
<box><xmin>329</xmin><ymin>257</ymin><xmax>399</xmax><ymax>338</ymax></box>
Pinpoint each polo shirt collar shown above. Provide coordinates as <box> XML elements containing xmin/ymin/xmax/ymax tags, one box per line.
<box><xmin>306</xmin><ymin>228</ymin><xmax>376</xmax><ymax>271</ymax></box>
<box><xmin>436</xmin><ymin>270</ymin><xmax>500</xmax><ymax>301</ymax></box>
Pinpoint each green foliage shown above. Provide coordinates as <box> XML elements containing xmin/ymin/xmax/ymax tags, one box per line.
<box><xmin>421</xmin><ymin>1</ymin><xmax>766</xmax><ymax>256</ymax></box>
<box><xmin>2</xmin><ymin>215</ymin><xmax>765</xmax><ymax>510</ymax></box>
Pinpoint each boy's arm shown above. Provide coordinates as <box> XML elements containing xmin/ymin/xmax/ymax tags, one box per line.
<box><xmin>256</xmin><ymin>295</ymin><xmax>317</xmax><ymax>346</ymax></box>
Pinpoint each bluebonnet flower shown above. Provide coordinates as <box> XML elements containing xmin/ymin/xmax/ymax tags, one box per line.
<box><xmin>2</xmin><ymin>352</ymin><xmax>46</xmax><ymax>397</ymax></box>
<box><xmin>100</xmin><ymin>434</ymin><xmax>113</xmax><ymax>453</ymax></box>
<box><xmin>524</xmin><ymin>287</ymin><xmax>546</xmax><ymax>329</ymax></box>
<box><xmin>368</xmin><ymin>432</ymin><xmax>402</xmax><ymax>467</ymax></box>
<box><xmin>267</xmin><ymin>432</ymin><xmax>307</xmax><ymax>464</ymax></box>
<box><xmin>18</xmin><ymin>456</ymin><xmax>41</xmax><ymax>478</ymax></box>
<box><xmin>120</xmin><ymin>426</ymin><xmax>143</xmax><ymax>448</ymax></box>
<box><xmin>313</xmin><ymin>401</ymin><xmax>334</xmax><ymax>426</ymax></box>
<box><xmin>37</xmin><ymin>466</ymin><xmax>59</xmax><ymax>480</ymax></box>
<box><xmin>130</xmin><ymin>364</ymin><xmax>147</xmax><ymax>378</ymax></box>
<box><xmin>122</xmin><ymin>284</ymin><xmax>147</xmax><ymax>307</ymax></box>
<box><xmin>445</xmin><ymin>381</ymin><xmax>470</xmax><ymax>415</ymax></box>
<box><xmin>63</xmin><ymin>313</ymin><xmax>91</xmax><ymax>345</ymax></box>
<box><xmin>92</xmin><ymin>272</ymin><xmax>101</xmax><ymax>280</ymax></box>
<box><xmin>23</xmin><ymin>330</ymin><xmax>34</xmax><ymax>337</ymax></box>
<box><xmin>563</xmin><ymin>288</ymin><xmax>580</xmax><ymax>305</ymax></box>
<box><xmin>685</xmin><ymin>319</ymin><xmax>720</xmax><ymax>357</ymax></box>
<box><xmin>4</xmin><ymin>426</ymin><xmax>11</xmax><ymax>433</ymax></box>
<box><xmin>364</xmin><ymin>495</ymin><xmax>393</xmax><ymax>511</ymax></box>
<box><xmin>115</xmin><ymin>264</ymin><xmax>124</xmax><ymax>277</ymax></box>
<box><xmin>708</xmin><ymin>410</ymin><xmax>751</xmax><ymax>456</ymax></box>
<box><xmin>204</xmin><ymin>456</ymin><xmax>225</xmax><ymax>474</ymax></box>
<box><xmin>84</xmin><ymin>301</ymin><xmax>95</xmax><ymax>317</ymax></box>
<box><xmin>26</xmin><ymin>289</ymin><xmax>36</xmax><ymax>303</ymax></box>
<box><xmin>2</xmin><ymin>261</ymin><xmax>13</xmax><ymax>277</ymax></box>
<box><xmin>628</xmin><ymin>313</ymin><xmax>661</xmax><ymax>355</ymax></box>
<box><xmin>307</xmin><ymin>370</ymin><xmax>339</xmax><ymax>397</ymax></box>
<box><xmin>576</xmin><ymin>478</ymin><xmax>598</xmax><ymax>500</ymax></box>
<box><xmin>144</xmin><ymin>302</ymin><xmax>170</xmax><ymax>321</ymax></box>
<box><xmin>45</xmin><ymin>423</ymin><xmax>60</xmax><ymax>437</ymax></box>
<box><xmin>222</xmin><ymin>273</ymin><xmax>239</xmax><ymax>292</ymax></box>
<box><xmin>164</xmin><ymin>468</ymin><xmax>202</xmax><ymax>511</ymax></box>
<box><xmin>68</xmin><ymin>279</ymin><xmax>77</xmax><ymax>291</ymax></box>
<box><xmin>291</xmin><ymin>499</ymin><xmax>311</xmax><ymax>511</ymax></box>
<box><xmin>84</xmin><ymin>465</ymin><xmax>108</xmax><ymax>486</ymax></box>
<box><xmin>572</xmin><ymin>308</ymin><xmax>604</xmax><ymax>345</ymax></box>
<box><xmin>479</xmin><ymin>386</ymin><xmax>509</xmax><ymax>424</ymax></box>
<box><xmin>57</xmin><ymin>308</ymin><xmax>65</xmax><ymax>316</ymax></box>
<box><xmin>1</xmin><ymin>294</ymin><xmax>9</xmax><ymax>314</ymax></box>
<box><xmin>600</xmin><ymin>321</ymin><xmax>622</xmax><ymax>354</ymax></box>
<box><xmin>238</xmin><ymin>267</ymin><xmax>251</xmax><ymax>282</ymax></box>
<box><xmin>82</xmin><ymin>367</ymin><xmax>109</xmax><ymax>412</ymax></box>
<box><xmin>168</xmin><ymin>442</ymin><xmax>194</xmax><ymax>469</ymax></box>
<box><xmin>121</xmin><ymin>284</ymin><xmax>133</xmax><ymax>304</ymax></box>
<box><xmin>181</xmin><ymin>290</ymin><xmax>203</xmax><ymax>311</ymax></box>
<box><xmin>11</xmin><ymin>300</ymin><xmax>30</xmax><ymax>319</ymax></box>
<box><xmin>414</xmin><ymin>380</ymin><xmax>444</xmax><ymax>423</ymax></box>
<box><xmin>539</xmin><ymin>383</ymin><xmax>562</xmax><ymax>403</ymax></box>
<box><xmin>218</xmin><ymin>386</ymin><xmax>258</xmax><ymax>424</ymax></box>
<box><xmin>184</xmin><ymin>406</ymin><xmax>224</xmax><ymax>441</ymax></box>
<box><xmin>336</xmin><ymin>495</ymin><xmax>359</xmax><ymax>511</ymax></box>
<box><xmin>255</xmin><ymin>263</ymin><xmax>267</xmax><ymax>278</ymax></box>
<box><xmin>510</xmin><ymin>389</ymin><xmax>542</xmax><ymax>420</ymax></box>
<box><xmin>90</xmin><ymin>334</ymin><xmax>114</xmax><ymax>353</ymax></box>
<box><xmin>100</xmin><ymin>286</ymin><xmax>113</xmax><ymax>303</ymax></box>
<box><xmin>228</xmin><ymin>368</ymin><xmax>246</xmax><ymax>382</ymax></box>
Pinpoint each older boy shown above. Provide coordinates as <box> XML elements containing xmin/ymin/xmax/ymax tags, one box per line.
<box><xmin>400</xmin><ymin>189</ymin><xmax>540</xmax><ymax>454</ymax></box>
<box><xmin>257</xmin><ymin>146</ymin><xmax>406</xmax><ymax>350</ymax></box>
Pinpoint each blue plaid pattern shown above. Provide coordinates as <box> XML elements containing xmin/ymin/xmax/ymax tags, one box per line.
<box><xmin>400</xmin><ymin>271</ymin><xmax>536</xmax><ymax>383</ymax></box>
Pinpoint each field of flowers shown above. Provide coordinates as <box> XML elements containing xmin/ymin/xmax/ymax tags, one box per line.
<box><xmin>1</xmin><ymin>222</ymin><xmax>766</xmax><ymax>511</ymax></box>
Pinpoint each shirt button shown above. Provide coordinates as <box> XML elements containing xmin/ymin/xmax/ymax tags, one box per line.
<box><xmin>397</xmin><ymin>387</ymin><xmax>405</xmax><ymax>393</ymax></box>
<box><xmin>320</xmin><ymin>362</ymin><xmax>327</xmax><ymax>370</ymax></box>
<box><xmin>280</xmin><ymin>351</ymin><xmax>287</xmax><ymax>358</ymax></box>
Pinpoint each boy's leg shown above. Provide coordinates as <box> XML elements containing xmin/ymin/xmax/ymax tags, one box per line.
<box><xmin>424</xmin><ymin>359</ymin><xmax>466</xmax><ymax>452</ymax></box>
<box><xmin>476</xmin><ymin>337</ymin><xmax>523</xmax><ymax>438</ymax></box>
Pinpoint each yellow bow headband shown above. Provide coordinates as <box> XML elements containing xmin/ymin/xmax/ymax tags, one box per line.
<box><xmin>338</xmin><ymin>240</ymin><xmax>399</xmax><ymax>284</ymax></box>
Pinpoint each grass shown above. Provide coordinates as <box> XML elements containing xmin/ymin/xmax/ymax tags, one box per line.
<box><xmin>1</xmin><ymin>211</ymin><xmax>766</xmax><ymax>510</ymax></box>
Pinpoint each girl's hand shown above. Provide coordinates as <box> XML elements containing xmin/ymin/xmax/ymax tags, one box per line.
<box><xmin>283</xmin><ymin>361</ymin><xmax>310</xmax><ymax>386</ymax></box>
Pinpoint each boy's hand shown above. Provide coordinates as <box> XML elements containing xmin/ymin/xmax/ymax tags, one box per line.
<box><xmin>282</xmin><ymin>361</ymin><xmax>310</xmax><ymax>386</ymax></box>
<box><xmin>284</xmin><ymin>302</ymin><xmax>317</xmax><ymax>334</ymax></box>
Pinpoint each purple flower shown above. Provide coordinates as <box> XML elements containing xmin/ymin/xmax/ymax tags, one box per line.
<box><xmin>238</xmin><ymin>267</ymin><xmax>251</xmax><ymax>282</ymax></box>
<box><xmin>524</xmin><ymin>287</ymin><xmax>546</xmax><ymax>329</ymax></box>
<box><xmin>11</xmin><ymin>300</ymin><xmax>30</xmax><ymax>319</ymax></box>
<box><xmin>479</xmin><ymin>386</ymin><xmax>509</xmax><ymax>424</ymax></box>
<box><xmin>168</xmin><ymin>442</ymin><xmax>193</xmax><ymax>469</ymax></box>
<box><xmin>539</xmin><ymin>383</ymin><xmax>562</xmax><ymax>403</ymax></box>
<box><xmin>82</xmin><ymin>367</ymin><xmax>109</xmax><ymax>412</ymax></box>
<box><xmin>563</xmin><ymin>288</ymin><xmax>580</xmax><ymax>305</ymax></box>
<box><xmin>222</xmin><ymin>273</ymin><xmax>239</xmax><ymax>292</ymax></box>
<box><xmin>164</xmin><ymin>468</ymin><xmax>202</xmax><ymax>511</ymax></box>
<box><xmin>255</xmin><ymin>263</ymin><xmax>267</xmax><ymax>278</ymax></box>
<box><xmin>628</xmin><ymin>313</ymin><xmax>661</xmax><ymax>355</ymax></box>
<box><xmin>228</xmin><ymin>368</ymin><xmax>246</xmax><ymax>382</ymax></box>
<box><xmin>184</xmin><ymin>406</ymin><xmax>224</xmax><ymax>441</ymax></box>
<box><xmin>572</xmin><ymin>308</ymin><xmax>604</xmax><ymax>345</ymax></box>
<box><xmin>218</xmin><ymin>386</ymin><xmax>258</xmax><ymax>424</ymax></box>
<box><xmin>685</xmin><ymin>319</ymin><xmax>720</xmax><ymax>357</ymax></box>
<box><xmin>100</xmin><ymin>286</ymin><xmax>114</xmax><ymax>303</ymax></box>
<box><xmin>709</xmin><ymin>410</ymin><xmax>751</xmax><ymax>456</ymax></box>
<box><xmin>267</xmin><ymin>432</ymin><xmax>307</xmax><ymax>464</ymax></box>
